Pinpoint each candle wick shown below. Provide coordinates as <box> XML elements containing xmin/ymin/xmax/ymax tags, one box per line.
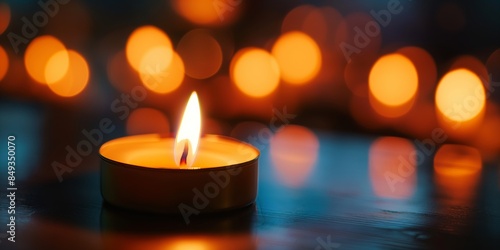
<box><xmin>180</xmin><ymin>141</ymin><xmax>189</xmax><ymax>166</ymax></box>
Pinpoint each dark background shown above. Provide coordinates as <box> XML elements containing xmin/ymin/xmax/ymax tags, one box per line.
<box><xmin>1</xmin><ymin>0</ymin><xmax>500</xmax><ymax>249</ymax></box>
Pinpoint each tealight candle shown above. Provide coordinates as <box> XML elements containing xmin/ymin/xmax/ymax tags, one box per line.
<box><xmin>99</xmin><ymin>92</ymin><xmax>259</xmax><ymax>214</ymax></box>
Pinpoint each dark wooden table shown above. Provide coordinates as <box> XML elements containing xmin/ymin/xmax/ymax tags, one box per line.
<box><xmin>1</xmin><ymin>127</ymin><xmax>500</xmax><ymax>249</ymax></box>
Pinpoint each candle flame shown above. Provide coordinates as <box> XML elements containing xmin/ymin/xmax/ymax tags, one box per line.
<box><xmin>174</xmin><ymin>91</ymin><xmax>201</xmax><ymax>168</ymax></box>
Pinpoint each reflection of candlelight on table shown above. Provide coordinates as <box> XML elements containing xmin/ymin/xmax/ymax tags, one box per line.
<box><xmin>270</xmin><ymin>125</ymin><xmax>319</xmax><ymax>188</ymax></box>
<box><xmin>434</xmin><ymin>144</ymin><xmax>482</xmax><ymax>205</ymax></box>
<box><xmin>369</xmin><ymin>137</ymin><xmax>416</xmax><ymax>199</ymax></box>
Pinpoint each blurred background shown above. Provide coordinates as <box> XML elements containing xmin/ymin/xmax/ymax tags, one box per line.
<box><xmin>2</xmin><ymin>0</ymin><xmax>500</xmax><ymax>248</ymax></box>
<box><xmin>1</xmin><ymin>0</ymin><xmax>500</xmax><ymax>183</ymax></box>
<box><xmin>0</xmin><ymin>0</ymin><xmax>499</xmax><ymax>189</ymax></box>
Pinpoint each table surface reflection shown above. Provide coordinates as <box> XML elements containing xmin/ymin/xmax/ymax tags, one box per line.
<box><xmin>1</xmin><ymin>129</ymin><xmax>500</xmax><ymax>250</ymax></box>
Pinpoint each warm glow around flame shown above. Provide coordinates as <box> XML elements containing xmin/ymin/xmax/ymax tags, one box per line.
<box><xmin>174</xmin><ymin>92</ymin><xmax>201</xmax><ymax>168</ymax></box>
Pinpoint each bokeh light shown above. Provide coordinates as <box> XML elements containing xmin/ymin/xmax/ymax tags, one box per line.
<box><xmin>281</xmin><ymin>5</ymin><xmax>316</xmax><ymax>33</ymax></box>
<box><xmin>24</xmin><ymin>35</ymin><xmax>68</xmax><ymax>84</ymax></box>
<box><xmin>106</xmin><ymin>51</ymin><xmax>142</xmax><ymax>93</ymax></box>
<box><xmin>172</xmin><ymin>0</ymin><xmax>240</xmax><ymax>26</ymax></box>
<box><xmin>368</xmin><ymin>53</ymin><xmax>418</xmax><ymax>117</ymax></box>
<box><xmin>45</xmin><ymin>50</ymin><xmax>70</xmax><ymax>84</ymax></box>
<box><xmin>138</xmin><ymin>46</ymin><xmax>172</xmax><ymax>75</ymax></box>
<box><xmin>0</xmin><ymin>45</ymin><xmax>8</xmax><ymax>81</ymax></box>
<box><xmin>344</xmin><ymin>56</ymin><xmax>376</xmax><ymax>97</ymax></box>
<box><xmin>139</xmin><ymin>51</ymin><xmax>184</xmax><ymax>94</ymax></box>
<box><xmin>271</xmin><ymin>31</ymin><xmax>321</xmax><ymax>85</ymax></box>
<box><xmin>270</xmin><ymin>125</ymin><xmax>319</xmax><ymax>188</ymax></box>
<box><xmin>126</xmin><ymin>108</ymin><xmax>170</xmax><ymax>135</ymax></box>
<box><xmin>177</xmin><ymin>29</ymin><xmax>222</xmax><ymax>79</ymax></box>
<box><xmin>435</xmin><ymin>69</ymin><xmax>485</xmax><ymax>124</ymax></box>
<box><xmin>168</xmin><ymin>239</ymin><xmax>209</xmax><ymax>250</ymax></box>
<box><xmin>125</xmin><ymin>25</ymin><xmax>173</xmax><ymax>73</ymax></box>
<box><xmin>450</xmin><ymin>55</ymin><xmax>489</xmax><ymax>86</ymax></box>
<box><xmin>396</xmin><ymin>46</ymin><xmax>437</xmax><ymax>97</ymax></box>
<box><xmin>369</xmin><ymin>54</ymin><xmax>418</xmax><ymax>106</ymax></box>
<box><xmin>47</xmin><ymin>50</ymin><xmax>89</xmax><ymax>97</ymax></box>
<box><xmin>281</xmin><ymin>5</ymin><xmax>332</xmax><ymax>45</ymax></box>
<box><xmin>369</xmin><ymin>137</ymin><xmax>416</xmax><ymax>199</ymax></box>
<box><xmin>0</xmin><ymin>3</ymin><xmax>10</xmax><ymax>35</ymax></box>
<box><xmin>230</xmin><ymin>48</ymin><xmax>280</xmax><ymax>98</ymax></box>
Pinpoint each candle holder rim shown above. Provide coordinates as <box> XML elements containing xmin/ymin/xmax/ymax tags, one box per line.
<box><xmin>99</xmin><ymin>133</ymin><xmax>259</xmax><ymax>172</ymax></box>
